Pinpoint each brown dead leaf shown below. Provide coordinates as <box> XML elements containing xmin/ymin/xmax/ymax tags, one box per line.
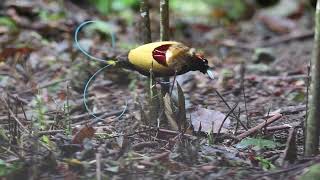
<box><xmin>0</xmin><ymin>47</ymin><xmax>34</xmax><ymax>62</ymax></box>
<box><xmin>71</xmin><ymin>125</ymin><xmax>95</xmax><ymax>144</ymax></box>
<box><xmin>163</xmin><ymin>93</ymin><xmax>179</xmax><ymax>131</ymax></box>
<box><xmin>190</xmin><ymin>107</ymin><xmax>230</xmax><ymax>133</ymax></box>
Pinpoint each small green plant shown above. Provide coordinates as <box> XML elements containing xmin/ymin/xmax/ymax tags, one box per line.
<box><xmin>255</xmin><ymin>156</ymin><xmax>275</xmax><ymax>170</ymax></box>
<box><xmin>0</xmin><ymin>160</ymin><xmax>23</xmax><ymax>177</ymax></box>
<box><xmin>207</xmin><ymin>131</ymin><xmax>215</xmax><ymax>145</ymax></box>
<box><xmin>34</xmin><ymin>94</ymin><xmax>48</xmax><ymax>131</ymax></box>
<box><xmin>0</xmin><ymin>16</ymin><xmax>18</xmax><ymax>32</ymax></box>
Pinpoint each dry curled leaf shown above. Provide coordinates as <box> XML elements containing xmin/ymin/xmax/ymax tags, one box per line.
<box><xmin>190</xmin><ymin>107</ymin><xmax>230</xmax><ymax>133</ymax></box>
<box><xmin>71</xmin><ymin>125</ymin><xmax>95</xmax><ymax>144</ymax></box>
<box><xmin>0</xmin><ymin>47</ymin><xmax>34</xmax><ymax>61</ymax></box>
<box><xmin>163</xmin><ymin>93</ymin><xmax>179</xmax><ymax>131</ymax></box>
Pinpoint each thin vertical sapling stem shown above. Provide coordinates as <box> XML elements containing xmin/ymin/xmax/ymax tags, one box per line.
<box><xmin>160</xmin><ymin>0</ymin><xmax>170</xmax><ymax>93</ymax></box>
<box><xmin>140</xmin><ymin>0</ymin><xmax>158</xmax><ymax>126</ymax></box>
<box><xmin>304</xmin><ymin>64</ymin><xmax>310</xmax><ymax>154</ymax></box>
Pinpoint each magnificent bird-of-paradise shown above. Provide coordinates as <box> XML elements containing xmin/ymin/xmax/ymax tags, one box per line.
<box><xmin>127</xmin><ymin>41</ymin><xmax>212</xmax><ymax>78</ymax></box>
<box><xmin>74</xmin><ymin>21</ymin><xmax>214</xmax><ymax>121</ymax></box>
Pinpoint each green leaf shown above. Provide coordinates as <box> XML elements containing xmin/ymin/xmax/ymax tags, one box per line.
<box><xmin>41</xmin><ymin>135</ymin><xmax>50</xmax><ymax>144</ymax></box>
<box><xmin>236</xmin><ymin>137</ymin><xmax>279</xmax><ymax>150</ymax></box>
<box><xmin>287</xmin><ymin>91</ymin><xmax>305</xmax><ymax>102</ymax></box>
<box><xmin>299</xmin><ymin>164</ymin><xmax>320</xmax><ymax>180</ymax></box>
<box><xmin>0</xmin><ymin>160</ymin><xmax>22</xmax><ymax>177</ymax></box>
<box><xmin>0</xmin><ymin>16</ymin><xmax>17</xmax><ymax>31</ymax></box>
<box><xmin>255</xmin><ymin>156</ymin><xmax>275</xmax><ymax>170</ymax></box>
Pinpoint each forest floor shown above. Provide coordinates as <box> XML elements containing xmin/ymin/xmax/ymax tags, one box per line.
<box><xmin>0</xmin><ymin>0</ymin><xmax>318</xmax><ymax>179</ymax></box>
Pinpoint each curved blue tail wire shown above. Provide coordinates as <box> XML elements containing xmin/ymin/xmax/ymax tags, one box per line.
<box><xmin>74</xmin><ymin>20</ymin><xmax>127</xmax><ymax>121</ymax></box>
<box><xmin>74</xmin><ymin>20</ymin><xmax>116</xmax><ymax>62</ymax></box>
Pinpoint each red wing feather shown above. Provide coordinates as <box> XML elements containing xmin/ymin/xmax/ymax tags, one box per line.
<box><xmin>152</xmin><ymin>44</ymin><xmax>171</xmax><ymax>66</ymax></box>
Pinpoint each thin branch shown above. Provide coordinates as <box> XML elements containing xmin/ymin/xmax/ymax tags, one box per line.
<box><xmin>1</xmin><ymin>97</ymin><xmax>29</xmax><ymax>133</ymax></box>
<box><xmin>214</xmin><ymin>102</ymin><xmax>238</xmax><ymax>143</ymax></box>
<box><xmin>215</xmin><ymin>90</ymin><xmax>248</xmax><ymax>130</ymax></box>
<box><xmin>236</xmin><ymin>113</ymin><xmax>282</xmax><ymax>140</ymax></box>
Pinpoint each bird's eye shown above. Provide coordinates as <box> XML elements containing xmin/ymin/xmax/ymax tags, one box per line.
<box><xmin>203</xmin><ymin>58</ymin><xmax>208</xmax><ymax>63</ymax></box>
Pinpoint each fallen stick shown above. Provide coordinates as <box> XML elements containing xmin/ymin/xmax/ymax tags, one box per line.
<box><xmin>217</xmin><ymin>30</ymin><xmax>314</xmax><ymax>51</ymax></box>
<box><xmin>249</xmin><ymin>75</ymin><xmax>309</xmax><ymax>81</ymax></box>
<box><xmin>18</xmin><ymin>78</ymin><xmax>70</xmax><ymax>94</ymax></box>
<box><xmin>260</xmin><ymin>30</ymin><xmax>314</xmax><ymax>47</ymax></box>
<box><xmin>236</xmin><ymin>113</ymin><xmax>282</xmax><ymax>140</ymax></box>
<box><xmin>38</xmin><ymin>130</ymin><xmax>65</xmax><ymax>136</ymax></box>
<box><xmin>132</xmin><ymin>141</ymin><xmax>158</xmax><ymax>151</ymax></box>
<box><xmin>236</xmin><ymin>122</ymin><xmax>301</xmax><ymax>134</ymax></box>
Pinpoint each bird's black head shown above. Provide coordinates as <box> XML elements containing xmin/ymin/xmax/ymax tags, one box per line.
<box><xmin>188</xmin><ymin>48</ymin><xmax>210</xmax><ymax>74</ymax></box>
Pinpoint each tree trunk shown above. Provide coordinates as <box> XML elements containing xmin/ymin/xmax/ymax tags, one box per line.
<box><xmin>160</xmin><ymin>0</ymin><xmax>169</xmax><ymax>41</ymax></box>
<box><xmin>305</xmin><ymin>0</ymin><xmax>320</xmax><ymax>156</ymax></box>
<box><xmin>140</xmin><ymin>0</ymin><xmax>151</xmax><ymax>44</ymax></box>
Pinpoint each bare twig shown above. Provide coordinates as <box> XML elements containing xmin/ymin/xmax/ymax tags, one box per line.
<box><xmin>215</xmin><ymin>90</ymin><xmax>248</xmax><ymax>130</ymax></box>
<box><xmin>1</xmin><ymin>97</ymin><xmax>28</xmax><ymax>133</ymax></box>
<box><xmin>236</xmin><ymin>113</ymin><xmax>282</xmax><ymax>140</ymax></box>
<box><xmin>132</xmin><ymin>141</ymin><xmax>158</xmax><ymax>151</ymax></box>
<box><xmin>214</xmin><ymin>102</ymin><xmax>238</xmax><ymax>143</ymax></box>
<box><xmin>18</xmin><ymin>78</ymin><xmax>70</xmax><ymax>94</ymax></box>
<box><xmin>240</xmin><ymin>62</ymin><xmax>250</xmax><ymax>128</ymax></box>
<box><xmin>260</xmin><ymin>30</ymin><xmax>314</xmax><ymax>47</ymax></box>
<box><xmin>149</xmin><ymin>151</ymin><xmax>170</xmax><ymax>161</ymax></box>
<box><xmin>237</xmin><ymin>122</ymin><xmax>301</xmax><ymax>134</ymax></box>
<box><xmin>37</xmin><ymin>130</ymin><xmax>64</xmax><ymax>136</ymax></box>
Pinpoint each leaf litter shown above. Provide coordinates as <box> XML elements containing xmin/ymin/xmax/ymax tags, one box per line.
<box><xmin>0</xmin><ymin>0</ymin><xmax>315</xmax><ymax>179</ymax></box>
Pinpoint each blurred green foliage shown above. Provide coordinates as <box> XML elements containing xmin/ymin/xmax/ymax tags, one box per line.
<box><xmin>171</xmin><ymin>0</ymin><xmax>248</xmax><ymax>21</ymax></box>
<box><xmin>89</xmin><ymin>0</ymin><xmax>248</xmax><ymax>22</ymax></box>
<box><xmin>255</xmin><ymin>156</ymin><xmax>275</xmax><ymax>170</ymax></box>
<box><xmin>207</xmin><ymin>0</ymin><xmax>247</xmax><ymax>20</ymax></box>
<box><xmin>39</xmin><ymin>10</ymin><xmax>66</xmax><ymax>22</ymax></box>
<box><xmin>89</xmin><ymin>0</ymin><xmax>139</xmax><ymax>15</ymax></box>
<box><xmin>0</xmin><ymin>160</ymin><xmax>23</xmax><ymax>177</ymax></box>
<box><xmin>0</xmin><ymin>16</ymin><xmax>18</xmax><ymax>32</ymax></box>
<box><xmin>170</xmin><ymin>0</ymin><xmax>211</xmax><ymax>17</ymax></box>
